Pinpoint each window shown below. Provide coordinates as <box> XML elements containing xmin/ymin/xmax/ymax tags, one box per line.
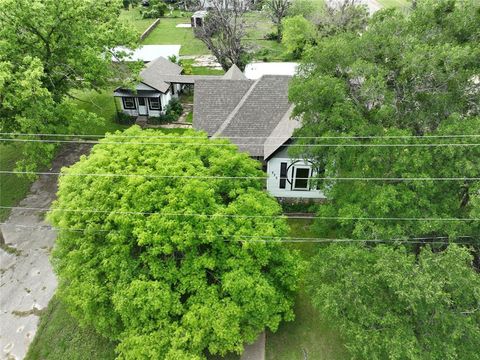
<box><xmin>138</xmin><ymin>97</ymin><xmax>146</xmax><ymax>106</ymax></box>
<box><xmin>293</xmin><ymin>167</ymin><xmax>310</xmax><ymax>190</ymax></box>
<box><xmin>122</xmin><ymin>97</ymin><xmax>136</xmax><ymax>110</ymax></box>
<box><xmin>171</xmin><ymin>84</ymin><xmax>175</xmax><ymax>95</ymax></box>
<box><xmin>279</xmin><ymin>162</ymin><xmax>287</xmax><ymax>189</ymax></box>
<box><xmin>149</xmin><ymin>97</ymin><xmax>161</xmax><ymax>110</ymax></box>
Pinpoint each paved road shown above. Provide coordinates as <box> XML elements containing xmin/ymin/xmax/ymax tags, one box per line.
<box><xmin>0</xmin><ymin>144</ymin><xmax>91</xmax><ymax>360</ymax></box>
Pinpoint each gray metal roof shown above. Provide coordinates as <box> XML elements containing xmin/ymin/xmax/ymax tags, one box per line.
<box><xmin>140</xmin><ymin>56</ymin><xmax>182</xmax><ymax>93</ymax></box>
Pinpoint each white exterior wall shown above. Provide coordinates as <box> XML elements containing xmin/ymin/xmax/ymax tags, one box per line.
<box><xmin>266</xmin><ymin>155</ymin><xmax>325</xmax><ymax>199</ymax></box>
<box><xmin>161</xmin><ymin>91</ymin><xmax>172</xmax><ymax>111</ymax></box>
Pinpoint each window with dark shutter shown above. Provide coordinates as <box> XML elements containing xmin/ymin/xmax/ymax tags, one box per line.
<box><xmin>279</xmin><ymin>162</ymin><xmax>287</xmax><ymax>189</ymax></box>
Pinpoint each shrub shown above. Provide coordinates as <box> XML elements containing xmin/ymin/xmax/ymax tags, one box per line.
<box><xmin>264</xmin><ymin>32</ymin><xmax>279</xmax><ymax>41</ymax></box>
<box><xmin>142</xmin><ymin>0</ymin><xmax>167</xmax><ymax>18</ymax></box>
<box><xmin>166</xmin><ymin>97</ymin><xmax>183</xmax><ymax>117</ymax></box>
<box><xmin>116</xmin><ymin>112</ymin><xmax>136</xmax><ymax>125</ymax></box>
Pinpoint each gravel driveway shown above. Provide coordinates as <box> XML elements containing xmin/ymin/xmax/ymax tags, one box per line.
<box><xmin>0</xmin><ymin>144</ymin><xmax>91</xmax><ymax>360</ymax></box>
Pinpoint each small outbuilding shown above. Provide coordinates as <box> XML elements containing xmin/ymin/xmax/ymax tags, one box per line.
<box><xmin>191</xmin><ymin>10</ymin><xmax>207</xmax><ymax>28</ymax></box>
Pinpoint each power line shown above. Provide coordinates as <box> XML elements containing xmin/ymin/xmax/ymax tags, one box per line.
<box><xmin>1</xmin><ymin>206</ymin><xmax>478</xmax><ymax>221</ymax></box>
<box><xmin>2</xmin><ymin>132</ymin><xmax>480</xmax><ymax>140</ymax></box>
<box><xmin>1</xmin><ymin>138</ymin><xmax>479</xmax><ymax>147</ymax></box>
<box><xmin>0</xmin><ymin>223</ymin><xmax>476</xmax><ymax>245</ymax></box>
<box><xmin>2</xmin><ymin>170</ymin><xmax>480</xmax><ymax>182</ymax></box>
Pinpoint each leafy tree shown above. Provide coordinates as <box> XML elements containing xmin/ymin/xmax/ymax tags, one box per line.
<box><xmin>0</xmin><ymin>0</ymin><xmax>138</xmax><ymax>101</ymax></box>
<box><xmin>288</xmin><ymin>0</ymin><xmax>480</xmax><ymax>251</ymax></box>
<box><xmin>288</xmin><ymin>0</ymin><xmax>322</xmax><ymax>22</ymax></box>
<box><xmin>306</xmin><ymin>244</ymin><xmax>480</xmax><ymax>359</ymax></box>
<box><xmin>0</xmin><ymin>0</ymin><xmax>139</xmax><ymax>170</ymax></box>
<box><xmin>49</xmin><ymin>127</ymin><xmax>301</xmax><ymax>359</ymax></box>
<box><xmin>318</xmin><ymin>0</ymin><xmax>369</xmax><ymax>37</ymax></box>
<box><xmin>281</xmin><ymin>15</ymin><xmax>317</xmax><ymax>59</ymax></box>
<box><xmin>194</xmin><ymin>0</ymin><xmax>250</xmax><ymax>71</ymax></box>
<box><xmin>142</xmin><ymin>0</ymin><xmax>168</xmax><ymax>18</ymax></box>
<box><xmin>263</xmin><ymin>0</ymin><xmax>291</xmax><ymax>41</ymax></box>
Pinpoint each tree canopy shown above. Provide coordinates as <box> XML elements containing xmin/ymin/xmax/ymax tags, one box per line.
<box><xmin>0</xmin><ymin>0</ymin><xmax>139</xmax><ymax>169</ymax></box>
<box><xmin>0</xmin><ymin>0</ymin><xmax>138</xmax><ymax>101</ymax></box>
<box><xmin>306</xmin><ymin>244</ymin><xmax>480</xmax><ymax>359</ymax></box>
<box><xmin>49</xmin><ymin>127</ymin><xmax>301</xmax><ymax>359</ymax></box>
<box><xmin>288</xmin><ymin>0</ymin><xmax>480</xmax><ymax>250</ymax></box>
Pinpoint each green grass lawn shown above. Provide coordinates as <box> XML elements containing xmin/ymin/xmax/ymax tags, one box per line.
<box><xmin>244</xmin><ymin>12</ymin><xmax>287</xmax><ymax>61</ymax></box>
<box><xmin>0</xmin><ymin>144</ymin><xmax>33</xmax><ymax>221</ymax></box>
<box><xmin>265</xmin><ymin>218</ymin><xmax>347</xmax><ymax>360</ymax></box>
<box><xmin>69</xmin><ymin>88</ymin><xmax>128</xmax><ymax>135</ymax></box>
<box><xmin>142</xmin><ymin>17</ymin><xmax>209</xmax><ymax>55</ymax></box>
<box><xmin>25</xmin><ymin>297</ymin><xmax>116</xmax><ymax>360</ymax></box>
<box><xmin>119</xmin><ymin>7</ymin><xmax>156</xmax><ymax>36</ymax></box>
<box><xmin>377</xmin><ymin>0</ymin><xmax>410</xmax><ymax>8</ymax></box>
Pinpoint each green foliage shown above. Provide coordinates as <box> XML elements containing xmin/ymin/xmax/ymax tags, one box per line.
<box><xmin>49</xmin><ymin>127</ymin><xmax>301</xmax><ymax>359</ymax></box>
<box><xmin>0</xmin><ymin>0</ymin><xmax>138</xmax><ymax>100</ymax></box>
<box><xmin>142</xmin><ymin>0</ymin><xmax>168</xmax><ymax>18</ymax></box>
<box><xmin>0</xmin><ymin>0</ymin><xmax>139</xmax><ymax>170</ymax></box>
<box><xmin>166</xmin><ymin>97</ymin><xmax>183</xmax><ymax>117</ymax></box>
<box><xmin>306</xmin><ymin>244</ymin><xmax>480</xmax><ymax>359</ymax></box>
<box><xmin>281</xmin><ymin>15</ymin><xmax>317</xmax><ymax>59</ymax></box>
<box><xmin>116</xmin><ymin>112</ymin><xmax>136</xmax><ymax>125</ymax></box>
<box><xmin>289</xmin><ymin>0</ymin><xmax>480</xmax><ymax>245</ymax></box>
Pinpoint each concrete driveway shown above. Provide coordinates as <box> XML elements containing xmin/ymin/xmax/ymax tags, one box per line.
<box><xmin>0</xmin><ymin>144</ymin><xmax>91</xmax><ymax>360</ymax></box>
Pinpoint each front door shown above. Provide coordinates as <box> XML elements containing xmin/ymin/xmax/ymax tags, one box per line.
<box><xmin>138</xmin><ymin>97</ymin><xmax>148</xmax><ymax>115</ymax></box>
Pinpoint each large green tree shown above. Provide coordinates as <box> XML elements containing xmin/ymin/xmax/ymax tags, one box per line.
<box><xmin>0</xmin><ymin>0</ymin><xmax>139</xmax><ymax>169</ymax></box>
<box><xmin>306</xmin><ymin>244</ymin><xmax>480</xmax><ymax>359</ymax></box>
<box><xmin>0</xmin><ymin>0</ymin><xmax>138</xmax><ymax>101</ymax></box>
<box><xmin>49</xmin><ymin>127</ymin><xmax>301</xmax><ymax>359</ymax></box>
<box><xmin>289</xmin><ymin>0</ymin><xmax>480</xmax><ymax>249</ymax></box>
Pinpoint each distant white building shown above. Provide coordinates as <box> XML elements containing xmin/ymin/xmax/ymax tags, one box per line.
<box><xmin>244</xmin><ymin>62</ymin><xmax>299</xmax><ymax>80</ymax></box>
<box><xmin>111</xmin><ymin>45</ymin><xmax>181</xmax><ymax>63</ymax></box>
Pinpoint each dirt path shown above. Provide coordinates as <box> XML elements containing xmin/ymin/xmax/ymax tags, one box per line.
<box><xmin>0</xmin><ymin>144</ymin><xmax>91</xmax><ymax>360</ymax></box>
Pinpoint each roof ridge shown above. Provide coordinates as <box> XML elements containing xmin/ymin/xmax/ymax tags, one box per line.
<box><xmin>212</xmin><ymin>78</ymin><xmax>261</xmax><ymax>138</ymax></box>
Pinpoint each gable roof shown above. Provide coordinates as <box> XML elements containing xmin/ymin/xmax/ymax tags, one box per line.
<box><xmin>194</xmin><ymin>75</ymin><xmax>296</xmax><ymax>157</ymax></box>
<box><xmin>223</xmin><ymin>64</ymin><xmax>247</xmax><ymax>80</ymax></box>
<box><xmin>194</xmin><ymin>79</ymin><xmax>254</xmax><ymax>135</ymax></box>
<box><xmin>140</xmin><ymin>56</ymin><xmax>182</xmax><ymax>93</ymax></box>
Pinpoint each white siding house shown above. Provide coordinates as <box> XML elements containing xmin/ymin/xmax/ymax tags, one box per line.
<box><xmin>193</xmin><ymin>73</ymin><xmax>326</xmax><ymax>201</ymax></box>
<box><xmin>266</xmin><ymin>146</ymin><xmax>325</xmax><ymax>199</ymax></box>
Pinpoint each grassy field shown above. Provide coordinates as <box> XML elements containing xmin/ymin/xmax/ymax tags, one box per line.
<box><xmin>266</xmin><ymin>219</ymin><xmax>347</xmax><ymax>360</ymax></box>
<box><xmin>142</xmin><ymin>17</ymin><xmax>209</xmax><ymax>55</ymax></box>
<box><xmin>119</xmin><ymin>7</ymin><xmax>156</xmax><ymax>36</ymax></box>
<box><xmin>69</xmin><ymin>89</ymin><xmax>128</xmax><ymax>135</ymax></box>
<box><xmin>244</xmin><ymin>12</ymin><xmax>287</xmax><ymax>61</ymax></box>
<box><xmin>0</xmin><ymin>144</ymin><xmax>34</xmax><ymax>221</ymax></box>
<box><xmin>377</xmin><ymin>0</ymin><xmax>410</xmax><ymax>8</ymax></box>
<box><xmin>25</xmin><ymin>297</ymin><xmax>116</xmax><ymax>360</ymax></box>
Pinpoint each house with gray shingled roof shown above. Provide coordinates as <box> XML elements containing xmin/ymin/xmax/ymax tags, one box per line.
<box><xmin>193</xmin><ymin>74</ymin><xmax>325</xmax><ymax>200</ymax></box>
<box><xmin>113</xmin><ymin>57</ymin><xmax>244</xmax><ymax>118</ymax></box>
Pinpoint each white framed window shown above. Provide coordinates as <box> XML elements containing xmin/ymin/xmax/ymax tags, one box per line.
<box><xmin>293</xmin><ymin>167</ymin><xmax>311</xmax><ymax>190</ymax></box>
<box><xmin>149</xmin><ymin>97</ymin><xmax>161</xmax><ymax>110</ymax></box>
<box><xmin>122</xmin><ymin>97</ymin><xmax>136</xmax><ymax>110</ymax></box>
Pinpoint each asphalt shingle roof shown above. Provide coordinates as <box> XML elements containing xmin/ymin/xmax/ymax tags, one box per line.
<box><xmin>140</xmin><ymin>56</ymin><xmax>182</xmax><ymax>93</ymax></box>
<box><xmin>194</xmin><ymin>75</ymin><xmax>293</xmax><ymax>157</ymax></box>
<box><xmin>193</xmin><ymin>79</ymin><xmax>254</xmax><ymax>135</ymax></box>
